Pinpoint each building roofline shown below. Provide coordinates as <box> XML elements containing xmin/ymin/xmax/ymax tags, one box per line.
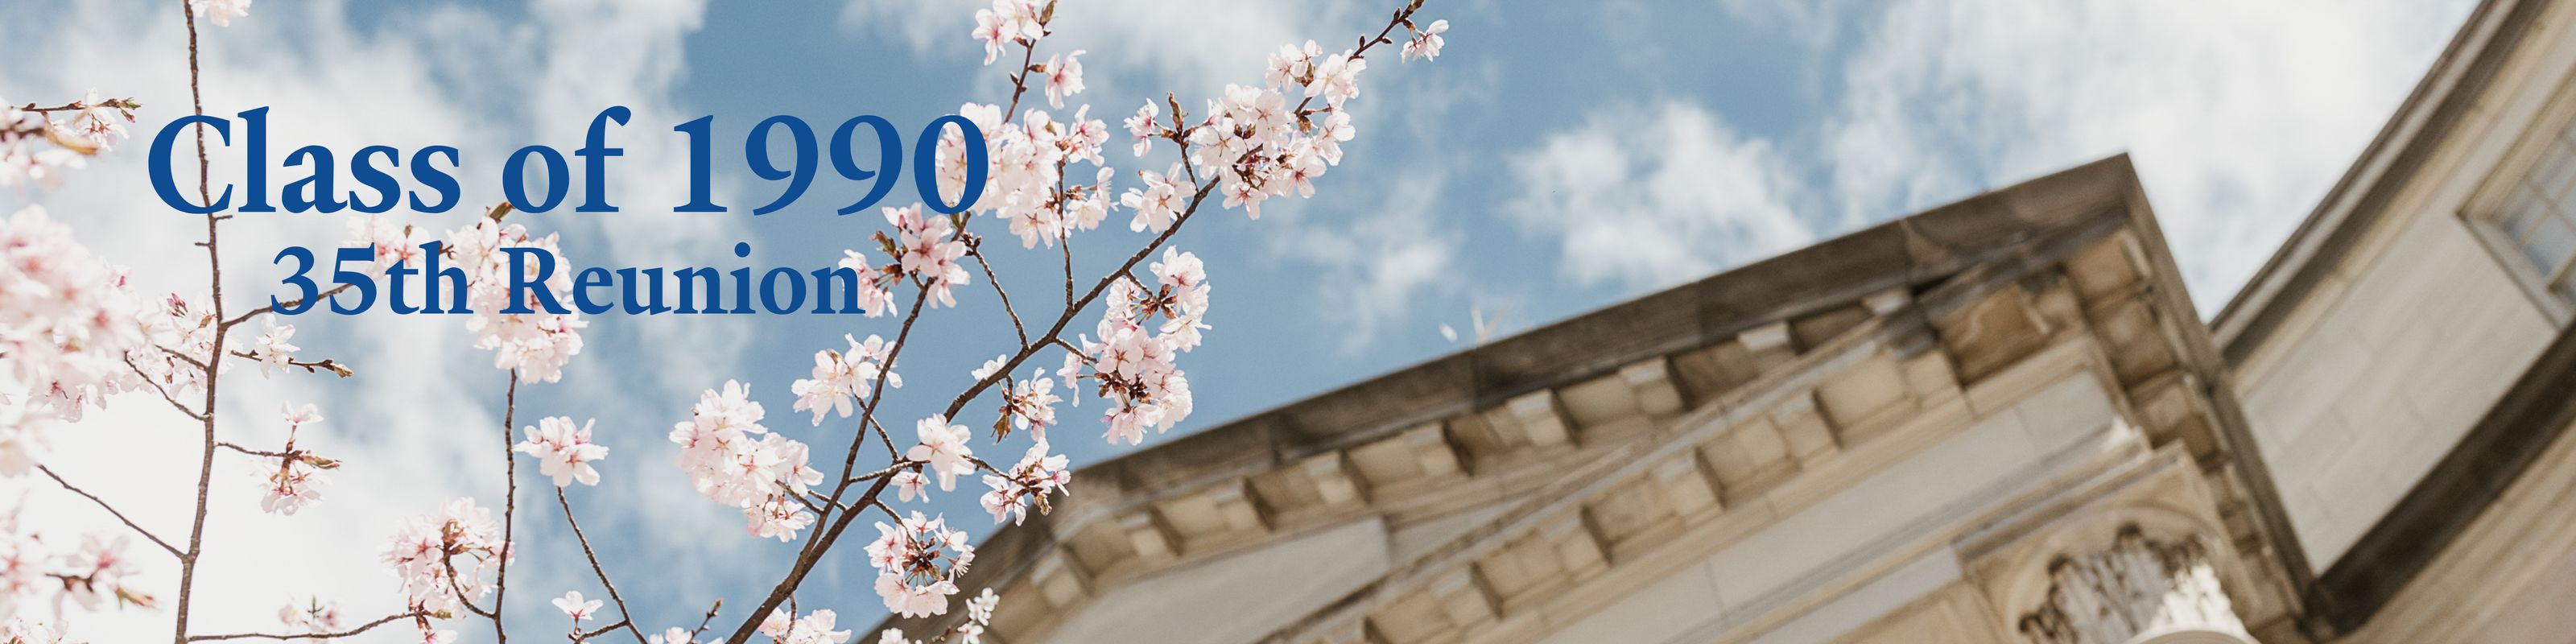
<box><xmin>1067</xmin><ymin>155</ymin><xmax>2153</xmax><ymax>504</ymax></box>
<box><xmin>2211</xmin><ymin>0</ymin><xmax>2538</xmax><ymax>361</ymax></box>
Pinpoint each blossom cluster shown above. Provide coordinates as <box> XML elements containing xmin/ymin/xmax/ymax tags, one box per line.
<box><xmin>436</xmin><ymin>217</ymin><xmax>589</xmax><ymax>383</ymax></box>
<box><xmin>976</xmin><ymin>440</ymin><xmax>1070</xmax><ymax>525</ymax></box>
<box><xmin>940</xmin><ymin>102</ymin><xmax>1115</xmax><ymax>251</ymax></box>
<box><xmin>0</xmin><ymin>93</ymin><xmax>130</xmax><ymax>192</ymax></box>
<box><xmin>857</xmin><ymin>205</ymin><xmax>974</xmax><ymax>308</ymax></box>
<box><xmin>670</xmin><ymin>381</ymin><xmax>827</xmax><ymax>541</ymax></box>
<box><xmin>275</xmin><ymin>595</ymin><xmax>345</xmax><ymax>641</ymax></box>
<box><xmin>865</xmin><ymin>511</ymin><xmax>974</xmax><ymax>618</ymax></box>
<box><xmin>1057</xmin><ymin>247</ymin><xmax>1209</xmax><ymax>444</ymax></box>
<box><xmin>256</xmin><ymin>403</ymin><xmax>336</xmax><ymax>515</ymax></box>
<box><xmin>0</xmin><ymin>504</ymin><xmax>151</xmax><ymax>626</ymax></box>
<box><xmin>0</xmin><ymin>206</ymin><xmax>143</xmax><ymax>455</ymax></box>
<box><xmin>791</xmin><ymin>334</ymin><xmax>900</xmax><ymax>426</ymax></box>
<box><xmin>953</xmin><ymin>3</ymin><xmax>1121</xmax><ymax>251</ymax></box>
<box><xmin>873</xmin><ymin>588</ymin><xmax>997</xmax><ymax>644</ymax></box>
<box><xmin>752</xmin><ymin>607</ymin><xmax>856</xmax><ymax>644</ymax></box>
<box><xmin>380</xmin><ymin>497</ymin><xmax>510</xmax><ymax>622</ymax></box>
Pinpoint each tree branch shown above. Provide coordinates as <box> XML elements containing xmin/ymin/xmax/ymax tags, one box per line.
<box><xmin>123</xmin><ymin>355</ymin><xmax>206</xmax><ymax>420</ymax></box>
<box><xmin>37</xmin><ymin>465</ymin><xmax>184</xmax><ymax>559</ymax></box>
<box><xmin>184</xmin><ymin>610</ymin><xmax>430</xmax><ymax>642</ymax></box>
<box><xmin>225</xmin><ymin>350</ymin><xmax>354</xmax><ymax>378</ymax></box>
<box><xmin>220</xmin><ymin>283</ymin><xmax>355</xmax><ymax>330</ymax></box>
<box><xmin>490</xmin><ymin>370</ymin><xmax>520</xmax><ymax>643</ymax></box>
<box><xmin>556</xmin><ymin>488</ymin><xmax>650</xmax><ymax>644</ymax></box>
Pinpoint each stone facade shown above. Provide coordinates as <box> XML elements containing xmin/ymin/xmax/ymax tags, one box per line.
<box><xmin>873</xmin><ymin>0</ymin><xmax>2576</xmax><ymax>641</ymax></box>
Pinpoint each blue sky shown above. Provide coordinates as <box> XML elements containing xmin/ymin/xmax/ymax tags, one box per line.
<box><xmin>0</xmin><ymin>0</ymin><xmax>2475</xmax><ymax>639</ymax></box>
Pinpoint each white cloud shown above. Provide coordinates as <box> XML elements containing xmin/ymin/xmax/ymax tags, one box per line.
<box><xmin>1812</xmin><ymin>0</ymin><xmax>2475</xmax><ymax>304</ymax></box>
<box><xmin>1266</xmin><ymin>169</ymin><xmax>1462</xmax><ymax>353</ymax></box>
<box><xmin>1504</xmin><ymin>101</ymin><xmax>1813</xmax><ymax>293</ymax></box>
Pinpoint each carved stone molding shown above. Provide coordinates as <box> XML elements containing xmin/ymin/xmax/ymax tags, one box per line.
<box><xmin>2017</xmin><ymin>525</ymin><xmax>2250</xmax><ymax>644</ymax></box>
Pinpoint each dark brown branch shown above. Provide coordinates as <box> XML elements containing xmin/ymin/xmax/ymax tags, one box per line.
<box><xmin>491</xmin><ymin>371</ymin><xmax>521</xmax><ymax>643</ymax></box>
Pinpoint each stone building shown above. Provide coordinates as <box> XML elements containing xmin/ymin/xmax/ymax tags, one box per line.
<box><xmin>879</xmin><ymin>0</ymin><xmax>2576</xmax><ymax>641</ymax></box>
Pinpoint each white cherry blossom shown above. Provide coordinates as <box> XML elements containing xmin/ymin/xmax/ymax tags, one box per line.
<box><xmin>1403</xmin><ymin>19</ymin><xmax>1450</xmax><ymax>62</ymax></box>
<box><xmin>907</xmin><ymin>415</ymin><xmax>974</xmax><ymax>491</ymax></box>
<box><xmin>514</xmin><ymin>416</ymin><xmax>609</xmax><ymax>487</ymax></box>
<box><xmin>551</xmin><ymin>591</ymin><xmax>602</xmax><ymax>621</ymax></box>
<box><xmin>188</xmin><ymin>0</ymin><xmax>250</xmax><ymax>26</ymax></box>
<box><xmin>1042</xmin><ymin>50</ymin><xmax>1087</xmax><ymax>109</ymax></box>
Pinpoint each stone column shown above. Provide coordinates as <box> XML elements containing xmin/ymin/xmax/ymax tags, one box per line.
<box><xmin>2016</xmin><ymin>525</ymin><xmax>2251</xmax><ymax>644</ymax></box>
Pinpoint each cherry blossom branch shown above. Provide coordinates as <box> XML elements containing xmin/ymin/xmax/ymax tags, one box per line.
<box><xmin>965</xmin><ymin>244</ymin><xmax>1030</xmax><ymax>347</ymax></box>
<box><xmin>489</xmin><ymin>370</ymin><xmax>521</xmax><ymax>644</ymax></box>
<box><xmin>443</xmin><ymin>556</ymin><xmax>502</xmax><ymax>621</ymax></box>
<box><xmin>1287</xmin><ymin>4</ymin><xmax>1414</xmax><ymax>118</ymax></box>
<box><xmin>224</xmin><ymin>350</ymin><xmax>355</xmax><ymax>377</ymax></box>
<box><xmin>159</xmin><ymin>345</ymin><xmax>209</xmax><ymax>371</ymax></box>
<box><xmin>211</xmin><ymin>442</ymin><xmax>333</xmax><ymax>467</ymax></box>
<box><xmin>834</xmin><ymin>285</ymin><xmax>930</xmax><ymax>488</ymax></box>
<box><xmin>171</xmin><ymin>0</ymin><xmax>229</xmax><ymax>637</ymax></box>
<box><xmin>219</xmin><ymin>283</ymin><xmax>354</xmax><ymax>330</ymax></box>
<box><xmin>36</xmin><ymin>465</ymin><xmax>184</xmax><ymax>559</ymax></box>
<box><xmin>843</xmin><ymin>461</ymin><xmax>911</xmax><ymax>487</ymax></box>
<box><xmin>578</xmin><ymin>619</ymin><xmax>634</xmax><ymax>642</ymax></box>
<box><xmin>722</xmin><ymin>286</ymin><xmax>933</xmax><ymax>642</ymax></box>
<box><xmin>183</xmin><ymin>609</ymin><xmax>431</xmax><ymax>642</ymax></box>
<box><xmin>725</xmin><ymin>89</ymin><xmax>1221</xmax><ymax>644</ymax></box>
<box><xmin>123</xmin><ymin>355</ymin><xmax>207</xmax><ymax>420</ymax></box>
<box><xmin>212</xmin><ymin>443</ymin><xmax>290</xmax><ymax>459</ymax></box>
<box><xmin>722</xmin><ymin>473</ymin><xmax>899</xmax><ymax>643</ymax></box>
<box><xmin>12</xmin><ymin>97</ymin><xmax>142</xmax><ymax>114</ymax></box>
<box><xmin>940</xmin><ymin>179</ymin><xmax>1216</xmax><ymax>423</ymax></box>
<box><xmin>687</xmin><ymin>601</ymin><xmax>723</xmax><ymax>642</ymax></box>
<box><xmin>1003</xmin><ymin>39</ymin><xmax>1040</xmax><ymax>116</ymax></box>
<box><xmin>554</xmin><ymin>489</ymin><xmax>648</xmax><ymax>644</ymax></box>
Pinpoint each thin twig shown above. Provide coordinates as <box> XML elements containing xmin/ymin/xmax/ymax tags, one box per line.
<box><xmin>221</xmin><ymin>283</ymin><xmax>355</xmax><ymax>329</ymax></box>
<box><xmin>556</xmin><ymin>488</ymin><xmax>650</xmax><ymax>644</ymax></box>
<box><xmin>122</xmin><ymin>355</ymin><xmax>206</xmax><ymax>420</ymax></box>
<box><xmin>968</xmin><ymin>246</ymin><xmax>1030</xmax><ymax>347</ymax></box>
<box><xmin>688</xmin><ymin>600</ymin><xmax>723</xmax><ymax>641</ymax></box>
<box><xmin>184</xmin><ymin>610</ymin><xmax>431</xmax><ymax>642</ymax></box>
<box><xmin>213</xmin><ymin>442</ymin><xmax>295</xmax><ymax>460</ymax></box>
<box><xmin>580</xmin><ymin>619</ymin><xmax>635</xmax><ymax>642</ymax></box>
<box><xmin>13</xmin><ymin>97</ymin><xmax>141</xmax><ymax>114</ymax></box>
<box><xmin>222</xmin><ymin>350</ymin><xmax>354</xmax><ymax>377</ymax></box>
<box><xmin>37</xmin><ymin>465</ymin><xmax>184</xmax><ymax>559</ymax></box>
